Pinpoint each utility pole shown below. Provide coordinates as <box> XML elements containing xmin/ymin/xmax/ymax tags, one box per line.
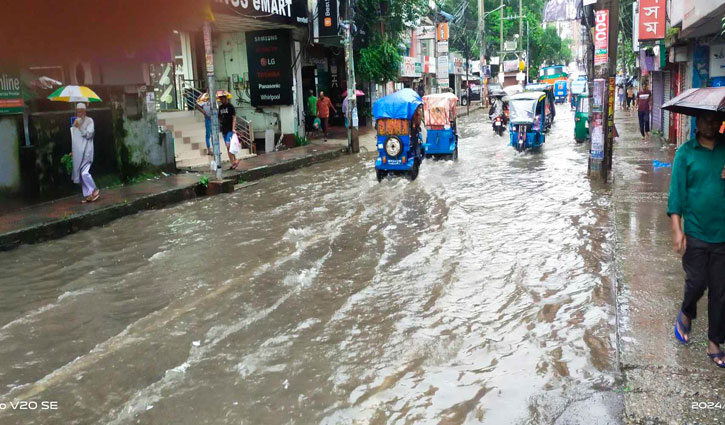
<box><xmin>478</xmin><ymin>0</ymin><xmax>486</xmax><ymax>106</ymax></box>
<box><xmin>202</xmin><ymin>19</ymin><xmax>222</xmax><ymax>181</ymax></box>
<box><xmin>525</xmin><ymin>20</ymin><xmax>529</xmax><ymax>84</ymax></box>
<box><xmin>499</xmin><ymin>0</ymin><xmax>503</xmax><ymax>58</ymax></box>
<box><xmin>519</xmin><ymin>0</ymin><xmax>523</xmax><ymax>51</ymax></box>
<box><xmin>588</xmin><ymin>0</ymin><xmax>620</xmax><ymax>181</ymax></box>
<box><xmin>344</xmin><ymin>0</ymin><xmax>359</xmax><ymax>153</ymax></box>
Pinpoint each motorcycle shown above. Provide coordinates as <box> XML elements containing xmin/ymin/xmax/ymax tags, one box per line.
<box><xmin>492</xmin><ymin>115</ymin><xmax>505</xmax><ymax>136</ymax></box>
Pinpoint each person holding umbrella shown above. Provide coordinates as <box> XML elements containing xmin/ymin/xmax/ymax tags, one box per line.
<box><xmin>71</xmin><ymin>103</ymin><xmax>99</xmax><ymax>203</ymax></box>
<box><xmin>47</xmin><ymin>85</ymin><xmax>102</xmax><ymax>201</ymax></box>
<box><xmin>666</xmin><ymin>101</ymin><xmax>725</xmax><ymax>366</ymax></box>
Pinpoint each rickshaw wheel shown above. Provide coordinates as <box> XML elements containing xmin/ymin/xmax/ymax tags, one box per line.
<box><xmin>451</xmin><ymin>145</ymin><xmax>458</xmax><ymax>161</ymax></box>
<box><xmin>376</xmin><ymin>169</ymin><xmax>384</xmax><ymax>182</ymax></box>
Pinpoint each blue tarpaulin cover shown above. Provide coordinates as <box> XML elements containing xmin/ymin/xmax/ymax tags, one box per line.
<box><xmin>372</xmin><ymin>89</ymin><xmax>423</xmax><ymax>120</ymax></box>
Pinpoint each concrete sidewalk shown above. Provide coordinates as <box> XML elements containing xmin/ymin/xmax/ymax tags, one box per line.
<box><xmin>0</xmin><ymin>144</ymin><xmax>347</xmax><ymax>250</ymax></box>
<box><xmin>612</xmin><ymin>110</ymin><xmax>725</xmax><ymax>423</ymax></box>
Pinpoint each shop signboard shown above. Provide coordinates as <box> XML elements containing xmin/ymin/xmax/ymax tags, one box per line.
<box><xmin>424</xmin><ymin>56</ymin><xmax>436</xmax><ymax>74</ymax></box>
<box><xmin>594</xmin><ymin>10</ymin><xmax>608</xmax><ymax>65</ymax></box>
<box><xmin>638</xmin><ymin>0</ymin><xmax>665</xmax><ymax>40</ymax></box>
<box><xmin>503</xmin><ymin>59</ymin><xmax>519</xmax><ymax>73</ymax></box>
<box><xmin>400</xmin><ymin>56</ymin><xmax>421</xmax><ymax>78</ymax></box>
<box><xmin>247</xmin><ymin>30</ymin><xmax>293</xmax><ymax>106</ymax></box>
<box><xmin>437</xmin><ymin>23</ymin><xmax>449</xmax><ymax>41</ymax></box>
<box><xmin>317</xmin><ymin>0</ymin><xmax>339</xmax><ymax>38</ymax></box>
<box><xmin>450</xmin><ymin>56</ymin><xmax>465</xmax><ymax>75</ymax></box>
<box><xmin>212</xmin><ymin>0</ymin><xmax>308</xmax><ymax>26</ymax></box>
<box><xmin>437</xmin><ymin>56</ymin><xmax>449</xmax><ymax>79</ymax></box>
<box><xmin>416</xmin><ymin>26</ymin><xmax>436</xmax><ymax>40</ymax></box>
<box><xmin>710</xmin><ymin>44</ymin><xmax>725</xmax><ymax>78</ymax></box>
<box><xmin>437</xmin><ymin>41</ymin><xmax>449</xmax><ymax>54</ymax></box>
<box><xmin>0</xmin><ymin>73</ymin><xmax>23</xmax><ymax>115</ymax></box>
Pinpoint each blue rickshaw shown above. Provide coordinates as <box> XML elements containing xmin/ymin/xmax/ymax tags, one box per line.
<box><xmin>554</xmin><ymin>80</ymin><xmax>567</xmax><ymax>104</ymax></box>
<box><xmin>508</xmin><ymin>91</ymin><xmax>547</xmax><ymax>152</ymax></box>
<box><xmin>422</xmin><ymin>92</ymin><xmax>459</xmax><ymax>160</ymax></box>
<box><xmin>373</xmin><ymin>89</ymin><xmax>425</xmax><ymax>182</ymax></box>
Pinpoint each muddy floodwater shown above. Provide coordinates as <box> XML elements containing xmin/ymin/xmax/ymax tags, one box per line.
<box><xmin>0</xmin><ymin>110</ymin><xmax>622</xmax><ymax>424</ymax></box>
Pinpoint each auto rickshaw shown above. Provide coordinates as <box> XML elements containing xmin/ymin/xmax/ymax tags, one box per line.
<box><xmin>525</xmin><ymin>83</ymin><xmax>556</xmax><ymax>130</ymax></box>
<box><xmin>373</xmin><ymin>88</ymin><xmax>425</xmax><ymax>182</ymax></box>
<box><xmin>574</xmin><ymin>93</ymin><xmax>590</xmax><ymax>143</ymax></box>
<box><xmin>554</xmin><ymin>80</ymin><xmax>567</xmax><ymax>104</ymax></box>
<box><xmin>508</xmin><ymin>91</ymin><xmax>547</xmax><ymax>152</ymax></box>
<box><xmin>570</xmin><ymin>77</ymin><xmax>587</xmax><ymax>109</ymax></box>
<box><xmin>422</xmin><ymin>92</ymin><xmax>459</xmax><ymax>160</ymax></box>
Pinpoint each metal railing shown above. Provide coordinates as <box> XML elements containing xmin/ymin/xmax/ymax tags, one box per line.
<box><xmin>235</xmin><ymin>117</ymin><xmax>255</xmax><ymax>155</ymax></box>
<box><xmin>177</xmin><ymin>77</ymin><xmax>254</xmax><ymax>155</ymax></box>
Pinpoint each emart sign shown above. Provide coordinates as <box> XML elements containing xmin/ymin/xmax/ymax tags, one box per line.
<box><xmin>0</xmin><ymin>74</ymin><xmax>23</xmax><ymax>115</ymax></box>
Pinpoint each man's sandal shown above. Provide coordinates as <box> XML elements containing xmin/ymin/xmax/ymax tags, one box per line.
<box><xmin>707</xmin><ymin>351</ymin><xmax>725</xmax><ymax>368</ymax></box>
<box><xmin>674</xmin><ymin>311</ymin><xmax>691</xmax><ymax>345</ymax></box>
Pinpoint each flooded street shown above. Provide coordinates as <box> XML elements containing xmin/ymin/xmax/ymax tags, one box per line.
<box><xmin>0</xmin><ymin>109</ymin><xmax>622</xmax><ymax>424</ymax></box>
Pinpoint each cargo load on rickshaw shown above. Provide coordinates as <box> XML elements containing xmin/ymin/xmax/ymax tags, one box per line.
<box><xmin>422</xmin><ymin>92</ymin><xmax>459</xmax><ymax>160</ymax></box>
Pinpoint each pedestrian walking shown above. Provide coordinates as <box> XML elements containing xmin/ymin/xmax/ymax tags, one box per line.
<box><xmin>71</xmin><ymin>102</ymin><xmax>100</xmax><ymax>203</ymax></box>
<box><xmin>218</xmin><ymin>94</ymin><xmax>239</xmax><ymax>169</ymax></box>
<box><xmin>668</xmin><ymin>111</ymin><xmax>725</xmax><ymax>367</ymax></box>
<box><xmin>626</xmin><ymin>85</ymin><xmax>634</xmax><ymax>111</ymax></box>
<box><xmin>637</xmin><ymin>82</ymin><xmax>652</xmax><ymax>140</ymax></box>
<box><xmin>618</xmin><ymin>85</ymin><xmax>624</xmax><ymax>110</ymax></box>
<box><xmin>316</xmin><ymin>91</ymin><xmax>336</xmax><ymax>141</ymax></box>
<box><xmin>195</xmin><ymin>99</ymin><xmax>213</xmax><ymax>155</ymax></box>
<box><xmin>306</xmin><ymin>90</ymin><xmax>317</xmax><ymax>136</ymax></box>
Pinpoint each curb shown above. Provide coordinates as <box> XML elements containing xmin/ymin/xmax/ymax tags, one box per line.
<box><xmin>0</xmin><ymin>184</ymin><xmax>201</xmax><ymax>251</ymax></box>
<box><xmin>0</xmin><ymin>147</ymin><xmax>348</xmax><ymax>250</ymax></box>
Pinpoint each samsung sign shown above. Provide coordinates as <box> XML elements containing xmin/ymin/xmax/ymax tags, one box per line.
<box><xmin>247</xmin><ymin>30</ymin><xmax>294</xmax><ymax>106</ymax></box>
<box><xmin>213</xmin><ymin>0</ymin><xmax>309</xmax><ymax>25</ymax></box>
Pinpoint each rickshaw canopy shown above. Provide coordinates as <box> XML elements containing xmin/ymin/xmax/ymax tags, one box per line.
<box><xmin>372</xmin><ymin>88</ymin><xmax>423</xmax><ymax>120</ymax></box>
<box><xmin>508</xmin><ymin>91</ymin><xmax>545</xmax><ymax>123</ymax></box>
<box><xmin>525</xmin><ymin>83</ymin><xmax>553</xmax><ymax>92</ymax></box>
<box><xmin>423</xmin><ymin>92</ymin><xmax>458</xmax><ymax>127</ymax></box>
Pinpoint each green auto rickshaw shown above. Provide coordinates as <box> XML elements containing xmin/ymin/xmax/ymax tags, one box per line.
<box><xmin>574</xmin><ymin>94</ymin><xmax>590</xmax><ymax>143</ymax></box>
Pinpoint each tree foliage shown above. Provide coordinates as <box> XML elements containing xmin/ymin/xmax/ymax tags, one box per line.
<box><xmin>441</xmin><ymin>0</ymin><xmax>571</xmax><ymax>80</ymax></box>
<box><xmin>357</xmin><ymin>38</ymin><xmax>403</xmax><ymax>83</ymax></box>
<box><xmin>353</xmin><ymin>0</ymin><xmax>428</xmax><ymax>83</ymax></box>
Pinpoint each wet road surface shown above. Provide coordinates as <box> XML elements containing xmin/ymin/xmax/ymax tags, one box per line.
<box><xmin>0</xmin><ymin>109</ymin><xmax>622</xmax><ymax>424</ymax></box>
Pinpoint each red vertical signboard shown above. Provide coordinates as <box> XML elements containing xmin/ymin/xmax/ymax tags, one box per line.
<box><xmin>638</xmin><ymin>0</ymin><xmax>665</xmax><ymax>40</ymax></box>
<box><xmin>594</xmin><ymin>10</ymin><xmax>608</xmax><ymax>66</ymax></box>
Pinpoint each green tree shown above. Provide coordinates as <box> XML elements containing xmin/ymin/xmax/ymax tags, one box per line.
<box><xmin>353</xmin><ymin>0</ymin><xmax>428</xmax><ymax>83</ymax></box>
<box><xmin>475</xmin><ymin>0</ymin><xmax>570</xmax><ymax>80</ymax></box>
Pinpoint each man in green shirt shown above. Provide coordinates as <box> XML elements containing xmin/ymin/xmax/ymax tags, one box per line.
<box><xmin>668</xmin><ymin>111</ymin><xmax>725</xmax><ymax>367</ymax></box>
<box><xmin>306</xmin><ymin>90</ymin><xmax>317</xmax><ymax>135</ymax></box>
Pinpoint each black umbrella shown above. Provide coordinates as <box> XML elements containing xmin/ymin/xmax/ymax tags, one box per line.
<box><xmin>662</xmin><ymin>87</ymin><xmax>725</xmax><ymax>117</ymax></box>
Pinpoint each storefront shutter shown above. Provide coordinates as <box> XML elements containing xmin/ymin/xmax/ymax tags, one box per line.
<box><xmin>651</xmin><ymin>72</ymin><xmax>663</xmax><ymax>132</ymax></box>
<box><xmin>663</xmin><ymin>71</ymin><xmax>671</xmax><ymax>141</ymax></box>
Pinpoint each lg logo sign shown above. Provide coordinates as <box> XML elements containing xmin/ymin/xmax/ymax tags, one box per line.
<box><xmin>260</xmin><ymin>58</ymin><xmax>276</xmax><ymax>67</ymax></box>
